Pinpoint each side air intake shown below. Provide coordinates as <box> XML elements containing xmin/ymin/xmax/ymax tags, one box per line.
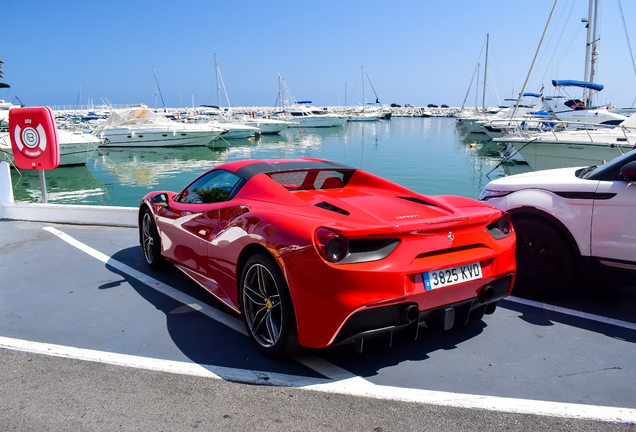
<box><xmin>315</xmin><ymin>201</ymin><xmax>350</xmax><ymax>216</ymax></box>
<box><xmin>398</xmin><ymin>196</ymin><xmax>439</xmax><ymax>207</ymax></box>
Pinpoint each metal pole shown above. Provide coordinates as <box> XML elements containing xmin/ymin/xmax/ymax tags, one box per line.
<box><xmin>482</xmin><ymin>34</ymin><xmax>489</xmax><ymax>112</ymax></box>
<box><xmin>583</xmin><ymin>0</ymin><xmax>594</xmax><ymax>105</ymax></box>
<box><xmin>361</xmin><ymin>65</ymin><xmax>365</xmax><ymax>107</ymax></box>
<box><xmin>215</xmin><ymin>52</ymin><xmax>221</xmax><ymax>109</ymax></box>
<box><xmin>512</xmin><ymin>0</ymin><xmax>559</xmax><ymax>119</ymax></box>
<box><xmin>475</xmin><ymin>64</ymin><xmax>480</xmax><ymax>110</ymax></box>
<box><xmin>153</xmin><ymin>67</ymin><xmax>157</xmax><ymax>111</ymax></box>
<box><xmin>589</xmin><ymin>0</ymin><xmax>600</xmax><ymax>106</ymax></box>
<box><xmin>38</xmin><ymin>170</ymin><xmax>48</xmax><ymax>204</ymax></box>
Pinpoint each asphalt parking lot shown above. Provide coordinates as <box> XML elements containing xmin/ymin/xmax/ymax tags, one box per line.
<box><xmin>1</xmin><ymin>219</ymin><xmax>635</xmax><ymax>430</ymax></box>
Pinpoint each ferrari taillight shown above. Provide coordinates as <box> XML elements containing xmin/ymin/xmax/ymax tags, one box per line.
<box><xmin>315</xmin><ymin>228</ymin><xmax>348</xmax><ymax>263</ymax></box>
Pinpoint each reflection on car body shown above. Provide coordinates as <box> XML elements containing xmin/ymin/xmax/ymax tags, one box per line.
<box><xmin>140</xmin><ymin>158</ymin><xmax>517</xmax><ymax>357</ymax></box>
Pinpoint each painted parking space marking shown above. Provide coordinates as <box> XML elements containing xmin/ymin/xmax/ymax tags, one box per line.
<box><xmin>41</xmin><ymin>226</ymin><xmax>357</xmax><ymax>382</ymax></box>
<box><xmin>42</xmin><ymin>226</ymin><xmax>247</xmax><ymax>336</ymax></box>
<box><xmin>24</xmin><ymin>226</ymin><xmax>634</xmax><ymax>423</ymax></box>
<box><xmin>0</xmin><ymin>335</ymin><xmax>330</xmax><ymax>387</ymax></box>
<box><xmin>505</xmin><ymin>296</ymin><xmax>636</xmax><ymax>331</ymax></box>
<box><xmin>2</xmin><ymin>335</ymin><xmax>635</xmax><ymax>423</ymax></box>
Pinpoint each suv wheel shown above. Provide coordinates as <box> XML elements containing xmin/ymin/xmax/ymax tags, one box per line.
<box><xmin>513</xmin><ymin>218</ymin><xmax>573</xmax><ymax>299</ymax></box>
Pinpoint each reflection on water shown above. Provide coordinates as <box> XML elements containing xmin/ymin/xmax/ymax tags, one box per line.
<box><xmin>8</xmin><ymin>118</ymin><xmax>518</xmax><ymax>207</ymax></box>
<box><xmin>10</xmin><ymin>165</ymin><xmax>105</xmax><ymax>204</ymax></box>
<box><xmin>94</xmin><ymin>146</ymin><xmax>228</xmax><ymax>187</ymax></box>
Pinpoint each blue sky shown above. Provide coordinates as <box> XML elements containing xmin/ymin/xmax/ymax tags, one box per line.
<box><xmin>2</xmin><ymin>0</ymin><xmax>636</xmax><ymax>109</ymax></box>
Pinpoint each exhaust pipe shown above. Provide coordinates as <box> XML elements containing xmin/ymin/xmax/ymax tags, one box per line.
<box><xmin>478</xmin><ymin>285</ymin><xmax>495</xmax><ymax>303</ymax></box>
<box><xmin>402</xmin><ymin>304</ymin><xmax>420</xmax><ymax>322</ymax></box>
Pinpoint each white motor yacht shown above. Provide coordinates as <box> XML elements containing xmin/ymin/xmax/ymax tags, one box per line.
<box><xmin>542</xmin><ymin>80</ymin><xmax>627</xmax><ymax>126</ymax></box>
<box><xmin>187</xmin><ymin>110</ymin><xmax>260</xmax><ymax>139</ymax></box>
<box><xmin>349</xmin><ymin>106</ymin><xmax>379</xmax><ymax>122</ymax></box>
<box><xmin>494</xmin><ymin>113</ymin><xmax>636</xmax><ymax>171</ymax></box>
<box><xmin>273</xmin><ymin>103</ymin><xmax>342</xmax><ymax>128</ymax></box>
<box><xmin>238</xmin><ymin>115</ymin><xmax>298</xmax><ymax>134</ymax></box>
<box><xmin>0</xmin><ymin>130</ymin><xmax>100</xmax><ymax>167</ymax></box>
<box><xmin>97</xmin><ymin>109</ymin><xmax>227</xmax><ymax>147</ymax></box>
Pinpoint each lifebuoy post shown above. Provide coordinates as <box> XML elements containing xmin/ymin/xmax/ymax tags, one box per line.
<box><xmin>8</xmin><ymin>107</ymin><xmax>60</xmax><ymax>203</ymax></box>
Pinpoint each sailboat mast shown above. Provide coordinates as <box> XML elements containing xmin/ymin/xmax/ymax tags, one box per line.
<box><xmin>153</xmin><ymin>67</ymin><xmax>157</xmax><ymax>110</ymax></box>
<box><xmin>583</xmin><ymin>0</ymin><xmax>594</xmax><ymax>105</ymax></box>
<box><xmin>215</xmin><ymin>52</ymin><xmax>221</xmax><ymax>109</ymax></box>
<box><xmin>589</xmin><ymin>0</ymin><xmax>600</xmax><ymax>105</ymax></box>
<box><xmin>510</xmin><ymin>0</ymin><xmax>559</xmax><ymax>119</ymax></box>
<box><xmin>482</xmin><ymin>34</ymin><xmax>489</xmax><ymax>112</ymax></box>
<box><xmin>475</xmin><ymin>64</ymin><xmax>480</xmax><ymax>110</ymax></box>
<box><xmin>361</xmin><ymin>65</ymin><xmax>365</xmax><ymax>108</ymax></box>
<box><xmin>278</xmin><ymin>74</ymin><xmax>282</xmax><ymax>110</ymax></box>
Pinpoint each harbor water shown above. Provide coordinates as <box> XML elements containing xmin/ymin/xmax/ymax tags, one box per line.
<box><xmin>8</xmin><ymin>118</ymin><xmax>512</xmax><ymax>207</ymax></box>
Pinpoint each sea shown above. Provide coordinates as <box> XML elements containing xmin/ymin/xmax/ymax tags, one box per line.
<box><xmin>8</xmin><ymin>118</ymin><xmax>517</xmax><ymax>207</ymax></box>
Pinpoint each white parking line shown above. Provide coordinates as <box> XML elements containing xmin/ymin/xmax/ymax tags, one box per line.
<box><xmin>505</xmin><ymin>296</ymin><xmax>636</xmax><ymax>331</ymax></box>
<box><xmin>42</xmin><ymin>226</ymin><xmax>357</xmax><ymax>382</ymax></box>
<box><xmin>42</xmin><ymin>226</ymin><xmax>247</xmax><ymax>336</ymax></box>
<box><xmin>0</xmin><ymin>335</ymin><xmax>329</xmax><ymax>388</ymax></box>
<box><xmin>2</xmin><ymin>335</ymin><xmax>634</xmax><ymax>423</ymax></box>
<box><xmin>32</xmin><ymin>226</ymin><xmax>636</xmax><ymax>423</ymax></box>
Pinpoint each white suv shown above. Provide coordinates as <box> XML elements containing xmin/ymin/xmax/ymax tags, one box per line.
<box><xmin>480</xmin><ymin>149</ymin><xmax>636</xmax><ymax>298</ymax></box>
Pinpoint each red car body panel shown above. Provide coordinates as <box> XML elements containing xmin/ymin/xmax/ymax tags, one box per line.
<box><xmin>140</xmin><ymin>158</ymin><xmax>516</xmax><ymax>349</ymax></box>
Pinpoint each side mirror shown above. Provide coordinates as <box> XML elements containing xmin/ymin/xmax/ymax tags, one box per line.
<box><xmin>620</xmin><ymin>161</ymin><xmax>636</xmax><ymax>182</ymax></box>
<box><xmin>149</xmin><ymin>192</ymin><xmax>170</xmax><ymax>208</ymax></box>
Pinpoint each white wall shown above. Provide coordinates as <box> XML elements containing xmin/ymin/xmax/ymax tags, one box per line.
<box><xmin>0</xmin><ymin>161</ymin><xmax>14</xmax><ymax>205</ymax></box>
<box><xmin>0</xmin><ymin>161</ymin><xmax>138</xmax><ymax>227</ymax></box>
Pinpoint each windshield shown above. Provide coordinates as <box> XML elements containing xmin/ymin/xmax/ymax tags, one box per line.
<box><xmin>585</xmin><ymin>149</ymin><xmax>636</xmax><ymax>181</ymax></box>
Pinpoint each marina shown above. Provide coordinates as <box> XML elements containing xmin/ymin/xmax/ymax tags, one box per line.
<box><xmin>3</xmin><ymin>0</ymin><xmax>636</xmax><ymax>428</ymax></box>
<box><xmin>5</xmin><ymin>116</ymin><xmax>508</xmax><ymax>207</ymax></box>
<box><xmin>2</xmin><ymin>114</ymin><xmax>635</xmax><ymax>425</ymax></box>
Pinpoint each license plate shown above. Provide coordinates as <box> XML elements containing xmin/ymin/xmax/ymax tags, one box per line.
<box><xmin>423</xmin><ymin>262</ymin><xmax>482</xmax><ymax>291</ymax></box>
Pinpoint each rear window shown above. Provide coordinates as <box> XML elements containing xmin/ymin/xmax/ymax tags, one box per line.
<box><xmin>268</xmin><ymin>169</ymin><xmax>353</xmax><ymax>191</ymax></box>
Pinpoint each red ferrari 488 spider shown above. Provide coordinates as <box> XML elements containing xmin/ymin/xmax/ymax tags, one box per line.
<box><xmin>139</xmin><ymin>158</ymin><xmax>516</xmax><ymax>356</ymax></box>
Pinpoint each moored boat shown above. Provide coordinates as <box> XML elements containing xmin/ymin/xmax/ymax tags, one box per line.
<box><xmin>494</xmin><ymin>113</ymin><xmax>636</xmax><ymax>170</ymax></box>
<box><xmin>97</xmin><ymin>109</ymin><xmax>227</xmax><ymax>147</ymax></box>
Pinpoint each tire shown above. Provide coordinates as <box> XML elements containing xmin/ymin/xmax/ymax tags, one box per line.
<box><xmin>240</xmin><ymin>253</ymin><xmax>300</xmax><ymax>357</ymax></box>
<box><xmin>513</xmin><ymin>218</ymin><xmax>573</xmax><ymax>299</ymax></box>
<box><xmin>141</xmin><ymin>209</ymin><xmax>164</xmax><ymax>269</ymax></box>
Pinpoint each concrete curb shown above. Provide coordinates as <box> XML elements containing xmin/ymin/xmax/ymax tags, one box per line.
<box><xmin>1</xmin><ymin>161</ymin><xmax>137</xmax><ymax>228</ymax></box>
<box><xmin>1</xmin><ymin>202</ymin><xmax>138</xmax><ymax>227</ymax></box>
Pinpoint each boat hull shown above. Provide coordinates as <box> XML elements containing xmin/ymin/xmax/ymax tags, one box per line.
<box><xmin>509</xmin><ymin>139</ymin><xmax>633</xmax><ymax>170</ymax></box>
<box><xmin>100</xmin><ymin>130</ymin><xmax>225</xmax><ymax>148</ymax></box>
<box><xmin>1</xmin><ymin>131</ymin><xmax>99</xmax><ymax>166</ymax></box>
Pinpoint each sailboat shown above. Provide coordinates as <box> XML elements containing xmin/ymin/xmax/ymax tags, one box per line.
<box><xmin>494</xmin><ymin>0</ymin><xmax>633</xmax><ymax>171</ymax></box>
<box><xmin>349</xmin><ymin>66</ymin><xmax>379</xmax><ymax>122</ymax></box>
<box><xmin>273</xmin><ymin>74</ymin><xmax>345</xmax><ymax>127</ymax></box>
<box><xmin>541</xmin><ymin>80</ymin><xmax>626</xmax><ymax>125</ymax></box>
<box><xmin>196</xmin><ymin>53</ymin><xmax>260</xmax><ymax>139</ymax></box>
